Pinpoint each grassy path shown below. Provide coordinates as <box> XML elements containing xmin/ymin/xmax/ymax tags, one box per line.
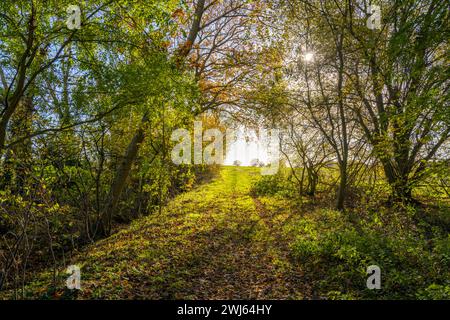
<box><xmin>7</xmin><ymin>166</ymin><xmax>448</xmax><ymax>300</ymax></box>
<box><xmin>24</xmin><ymin>166</ymin><xmax>308</xmax><ymax>299</ymax></box>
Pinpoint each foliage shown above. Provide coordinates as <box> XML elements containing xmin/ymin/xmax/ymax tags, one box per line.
<box><xmin>250</xmin><ymin>171</ymin><xmax>295</xmax><ymax>198</ymax></box>
<box><xmin>289</xmin><ymin>205</ymin><xmax>449</xmax><ymax>300</ymax></box>
<box><xmin>0</xmin><ymin>0</ymin><xmax>448</xmax><ymax>301</ymax></box>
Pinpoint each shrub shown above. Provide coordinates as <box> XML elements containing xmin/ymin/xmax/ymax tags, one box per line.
<box><xmin>251</xmin><ymin>173</ymin><xmax>294</xmax><ymax>197</ymax></box>
<box><xmin>289</xmin><ymin>208</ymin><xmax>450</xmax><ymax>299</ymax></box>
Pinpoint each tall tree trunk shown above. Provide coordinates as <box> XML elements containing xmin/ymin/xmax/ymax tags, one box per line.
<box><xmin>1</xmin><ymin>96</ymin><xmax>33</xmax><ymax>191</ymax></box>
<box><xmin>176</xmin><ymin>0</ymin><xmax>206</xmax><ymax>62</ymax></box>
<box><xmin>381</xmin><ymin>159</ymin><xmax>413</xmax><ymax>204</ymax></box>
<box><xmin>99</xmin><ymin>117</ymin><xmax>147</xmax><ymax>236</ymax></box>
<box><xmin>0</xmin><ymin>4</ymin><xmax>36</xmax><ymax>157</ymax></box>
<box><xmin>335</xmin><ymin>24</ymin><xmax>348</xmax><ymax>211</ymax></box>
<box><xmin>99</xmin><ymin>0</ymin><xmax>206</xmax><ymax>236</ymax></box>
<box><xmin>336</xmin><ymin>165</ymin><xmax>347</xmax><ymax>210</ymax></box>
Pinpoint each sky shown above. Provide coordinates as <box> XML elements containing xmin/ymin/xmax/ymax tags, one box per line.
<box><xmin>224</xmin><ymin>126</ymin><xmax>270</xmax><ymax>166</ymax></box>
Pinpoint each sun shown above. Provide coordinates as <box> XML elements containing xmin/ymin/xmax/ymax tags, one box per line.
<box><xmin>303</xmin><ymin>52</ymin><xmax>315</xmax><ymax>62</ymax></box>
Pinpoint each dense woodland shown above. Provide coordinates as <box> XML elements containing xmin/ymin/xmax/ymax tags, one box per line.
<box><xmin>0</xmin><ymin>0</ymin><xmax>449</xmax><ymax>299</ymax></box>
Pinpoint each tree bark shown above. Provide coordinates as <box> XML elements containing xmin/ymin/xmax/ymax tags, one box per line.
<box><xmin>0</xmin><ymin>4</ymin><xmax>36</xmax><ymax>157</ymax></box>
<box><xmin>99</xmin><ymin>117</ymin><xmax>147</xmax><ymax>236</ymax></box>
<box><xmin>336</xmin><ymin>165</ymin><xmax>347</xmax><ymax>210</ymax></box>
<box><xmin>176</xmin><ymin>0</ymin><xmax>206</xmax><ymax>62</ymax></box>
<box><xmin>2</xmin><ymin>96</ymin><xmax>33</xmax><ymax>191</ymax></box>
<box><xmin>99</xmin><ymin>1</ymin><xmax>207</xmax><ymax>236</ymax></box>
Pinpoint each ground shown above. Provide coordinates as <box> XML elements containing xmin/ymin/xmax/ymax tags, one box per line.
<box><xmin>19</xmin><ymin>166</ymin><xmax>308</xmax><ymax>299</ymax></box>
<box><xmin>5</xmin><ymin>166</ymin><xmax>449</xmax><ymax>300</ymax></box>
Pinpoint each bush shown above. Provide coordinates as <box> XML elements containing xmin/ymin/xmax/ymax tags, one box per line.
<box><xmin>289</xmin><ymin>208</ymin><xmax>450</xmax><ymax>300</ymax></box>
<box><xmin>251</xmin><ymin>173</ymin><xmax>295</xmax><ymax>198</ymax></box>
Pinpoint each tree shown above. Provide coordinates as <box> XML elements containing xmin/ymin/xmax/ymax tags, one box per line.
<box><xmin>280</xmin><ymin>0</ymin><xmax>449</xmax><ymax>204</ymax></box>
<box><xmin>344</xmin><ymin>0</ymin><xmax>450</xmax><ymax>202</ymax></box>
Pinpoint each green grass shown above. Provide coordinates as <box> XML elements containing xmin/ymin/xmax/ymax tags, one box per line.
<box><xmin>6</xmin><ymin>167</ymin><xmax>303</xmax><ymax>299</ymax></box>
<box><xmin>2</xmin><ymin>166</ymin><xmax>449</xmax><ymax>300</ymax></box>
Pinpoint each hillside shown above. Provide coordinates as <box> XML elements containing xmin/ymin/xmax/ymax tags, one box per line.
<box><xmin>15</xmin><ymin>167</ymin><xmax>308</xmax><ymax>299</ymax></box>
<box><xmin>3</xmin><ymin>166</ymin><xmax>448</xmax><ymax>300</ymax></box>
